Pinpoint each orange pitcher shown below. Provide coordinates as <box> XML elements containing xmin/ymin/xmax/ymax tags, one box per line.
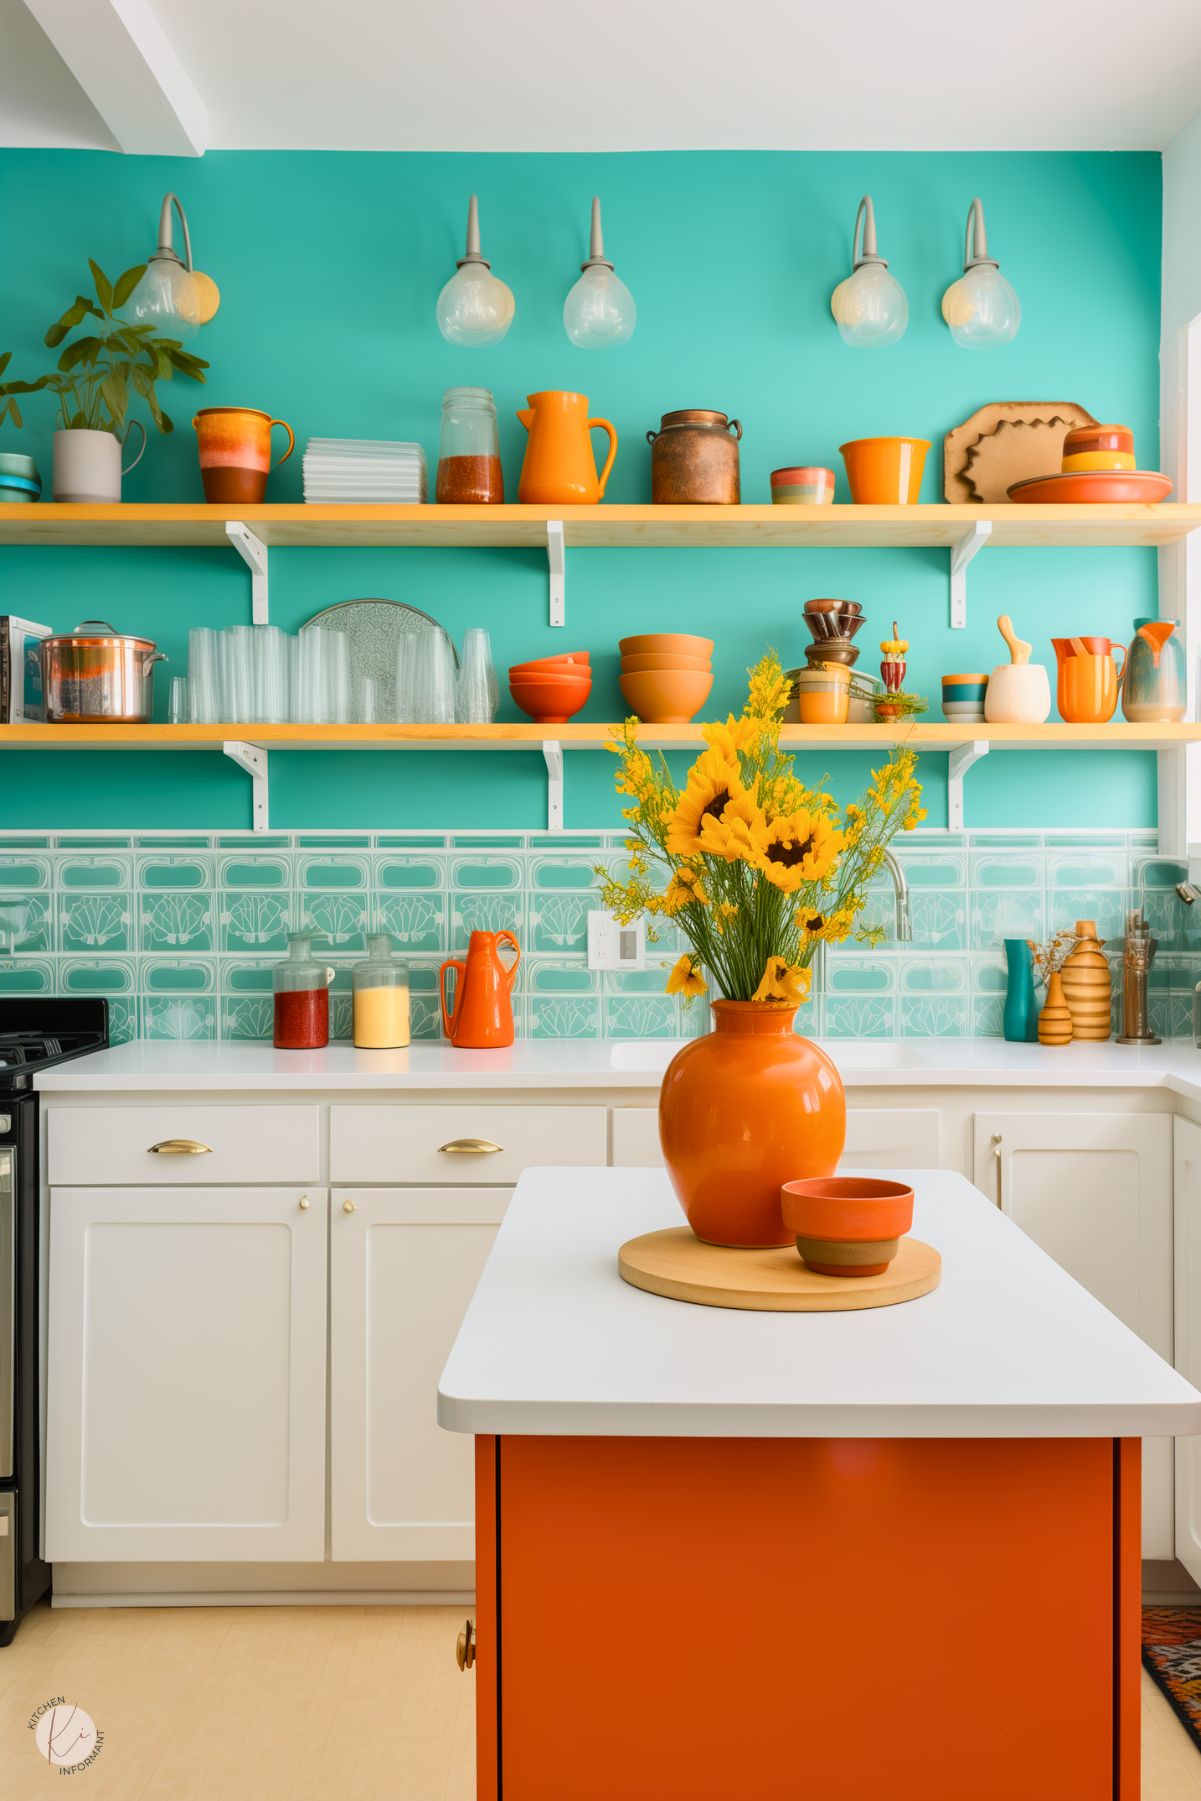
<box><xmin>439</xmin><ymin>930</ymin><xmax>521</xmax><ymax>1049</ymax></box>
<box><xmin>1051</xmin><ymin>636</ymin><xmax>1124</xmax><ymax>724</ymax></box>
<box><xmin>516</xmin><ymin>391</ymin><xmax>617</xmax><ymax>504</ymax></box>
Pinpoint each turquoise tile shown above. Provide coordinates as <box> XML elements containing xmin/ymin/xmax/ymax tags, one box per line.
<box><xmin>374</xmin><ymin>857</ymin><xmax>446</xmax><ymax>891</ymax></box>
<box><xmin>825</xmin><ymin>956</ymin><xmax>895</xmax><ymax>994</ymax></box>
<box><xmin>221</xmin><ymin>995</ymin><xmax>274</xmax><ymax>1040</ymax></box>
<box><xmin>411</xmin><ymin>994</ymin><xmax>441</xmax><ymax>1039</ymax></box>
<box><xmin>301</xmin><ymin>891</ymin><xmax>368</xmax><ymax>951</ymax></box>
<box><xmin>0</xmin><ymin>837</ymin><xmax>50</xmax><ymax>850</ymax></box>
<box><xmin>219</xmin><ymin>958</ymin><xmax>276</xmax><ymax>996</ymax></box>
<box><xmin>374</xmin><ymin>892</ymin><xmax>446</xmax><ymax>953</ymax></box>
<box><xmin>969</xmin><ymin>852</ymin><xmax>1044</xmax><ymax>889</ymax></box>
<box><xmin>450</xmin><ymin>856</ymin><xmax>521</xmax><ymax>890</ymax></box>
<box><xmin>218</xmin><ymin>852</ymin><xmax>291</xmax><ymax>889</ymax></box>
<box><xmin>529</xmin><ymin>855</ymin><xmax>603</xmax><ymax>891</ymax></box>
<box><xmin>530</xmin><ymin>997</ymin><xmax>602</xmax><ymax>1037</ymax></box>
<box><xmin>604</xmin><ymin>996</ymin><xmax>680</xmax><ymax>1038</ymax></box>
<box><xmin>453</xmin><ymin>891</ymin><xmax>525</xmax><ymax>950</ymax></box>
<box><xmin>106</xmin><ymin>997</ymin><xmax>137</xmax><ymax>1043</ymax></box>
<box><xmin>141</xmin><ymin>996</ymin><xmax>216</xmax><ymax>1040</ymax></box>
<box><xmin>296</xmin><ymin>855</ymin><xmax>369</xmax><ymax>889</ymax></box>
<box><xmin>375</xmin><ymin>834</ymin><xmax>450</xmax><ymax>849</ymax></box>
<box><xmin>1045</xmin><ymin>891</ymin><xmax>1126</xmax><ymax>944</ymax></box>
<box><xmin>897</xmin><ymin>958</ymin><xmax>965</xmax><ymax>994</ymax></box>
<box><xmin>140</xmin><ymin>892</ymin><xmax>214</xmax><ymax>951</ymax></box>
<box><xmin>217</xmin><ymin>835</ymin><xmax>292</xmax><ymax>849</ymax></box>
<box><xmin>221</xmin><ymin>892</ymin><xmax>292</xmax><ymax>952</ymax></box>
<box><xmin>900</xmin><ymin>996</ymin><xmax>967</xmax><ymax>1036</ymax></box>
<box><xmin>897</xmin><ymin>853</ymin><xmax>967</xmax><ymax>888</ymax></box>
<box><xmin>141</xmin><ymin>959</ymin><xmax>216</xmax><ymax>994</ymax></box>
<box><xmin>0</xmin><ymin>856</ymin><xmax>51</xmax><ymax>890</ymax></box>
<box><xmin>823</xmin><ymin>997</ymin><xmax>897</xmax><ymax>1037</ymax></box>
<box><xmin>297</xmin><ymin>835</ymin><xmax>371</xmax><ymax>849</ymax></box>
<box><xmin>0</xmin><ymin>895</ymin><xmax>52</xmax><ymax>953</ymax></box>
<box><xmin>56</xmin><ymin>836</ymin><xmax>132</xmax><ymax>850</ymax></box>
<box><xmin>137</xmin><ymin>855</ymin><xmax>213</xmax><ymax>890</ymax></box>
<box><xmin>60</xmin><ymin>956</ymin><xmax>136</xmax><ymax>994</ymax></box>
<box><xmin>531</xmin><ymin>892</ymin><xmax>590</xmax><ymax>952</ymax></box>
<box><xmin>134</xmin><ymin>835</ymin><xmax>212</xmax><ymax>850</ymax></box>
<box><xmin>524</xmin><ymin>960</ymin><xmax>598</xmax><ymax>995</ymax></box>
<box><xmin>1045</xmin><ymin>848</ymin><xmax>1126</xmax><ymax>889</ymax></box>
<box><xmin>970</xmin><ymin>889</ymin><xmax>1044</xmax><ymax>950</ymax></box>
<box><xmin>0</xmin><ymin>958</ymin><xmax>54</xmax><ymax>993</ymax></box>
<box><xmin>60</xmin><ymin>893</ymin><xmax>132</xmax><ymax>951</ymax></box>
<box><xmin>330</xmin><ymin>994</ymin><xmax>354</xmax><ymax>1040</ymax></box>
<box><xmin>972</xmin><ymin>994</ymin><xmax>1004</xmax><ymax>1036</ymax></box>
<box><xmin>910</xmin><ymin>891</ymin><xmax>966</xmax><ymax>950</ymax></box>
<box><xmin>604</xmin><ymin>967</ymin><xmax>672</xmax><ymax>994</ymax></box>
<box><xmin>56</xmin><ymin>855</ymin><xmax>132</xmax><ymax>889</ymax></box>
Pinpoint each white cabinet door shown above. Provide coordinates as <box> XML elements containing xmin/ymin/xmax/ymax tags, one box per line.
<box><xmin>972</xmin><ymin>1111</ymin><xmax>1173</xmax><ymax>1557</ymax></box>
<box><xmin>611</xmin><ymin>1105</ymin><xmax>943</xmax><ymax>1171</ymax></box>
<box><xmin>46</xmin><ymin>1186</ymin><xmax>327</xmax><ymax>1562</ymax></box>
<box><xmin>330</xmin><ymin>1187</ymin><xmax>508</xmax><ymax>1561</ymax></box>
<box><xmin>1175</xmin><ymin>1117</ymin><xmax>1201</xmax><ymax>1586</ymax></box>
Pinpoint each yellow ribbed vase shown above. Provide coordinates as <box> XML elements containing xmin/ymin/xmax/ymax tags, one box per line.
<box><xmin>1061</xmin><ymin>919</ymin><xmax>1112</xmax><ymax>1042</ymax></box>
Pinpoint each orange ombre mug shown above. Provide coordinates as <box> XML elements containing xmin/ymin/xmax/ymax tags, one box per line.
<box><xmin>839</xmin><ymin>435</ymin><xmax>930</xmax><ymax>505</ymax></box>
<box><xmin>193</xmin><ymin>406</ymin><xmax>295</xmax><ymax>504</ymax></box>
<box><xmin>516</xmin><ymin>391</ymin><xmax>617</xmax><ymax>504</ymax></box>
<box><xmin>439</xmin><ymin>929</ymin><xmax>521</xmax><ymax>1049</ymax></box>
<box><xmin>1051</xmin><ymin>636</ymin><xmax>1125</xmax><ymax>724</ymax></box>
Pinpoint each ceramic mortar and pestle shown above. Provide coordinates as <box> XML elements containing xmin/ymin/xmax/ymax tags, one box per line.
<box><xmin>983</xmin><ymin>615</ymin><xmax>1051</xmax><ymax>724</ymax></box>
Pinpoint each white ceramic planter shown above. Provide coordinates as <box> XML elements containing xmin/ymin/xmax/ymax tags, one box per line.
<box><xmin>52</xmin><ymin>425</ymin><xmax>146</xmax><ymax>504</ymax></box>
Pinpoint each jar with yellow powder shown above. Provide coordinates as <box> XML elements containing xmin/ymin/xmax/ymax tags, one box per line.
<box><xmin>352</xmin><ymin>934</ymin><xmax>410</xmax><ymax>1048</ymax></box>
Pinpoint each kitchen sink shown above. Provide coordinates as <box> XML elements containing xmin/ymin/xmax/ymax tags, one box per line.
<box><xmin>609</xmin><ymin>1040</ymin><xmax>930</xmax><ymax>1073</ymax></box>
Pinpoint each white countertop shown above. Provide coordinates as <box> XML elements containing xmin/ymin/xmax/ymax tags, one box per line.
<box><xmin>31</xmin><ymin>1034</ymin><xmax>1201</xmax><ymax>1095</ymax></box>
<box><xmin>437</xmin><ymin>1166</ymin><xmax>1201</xmax><ymax>1439</ymax></box>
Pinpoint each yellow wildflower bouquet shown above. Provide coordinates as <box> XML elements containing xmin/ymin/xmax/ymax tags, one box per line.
<box><xmin>597</xmin><ymin>653</ymin><xmax>925</xmax><ymax>1007</ymax></box>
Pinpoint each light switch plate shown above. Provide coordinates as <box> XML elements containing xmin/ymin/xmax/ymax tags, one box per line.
<box><xmin>587</xmin><ymin>910</ymin><xmax>646</xmax><ymax>971</ymax></box>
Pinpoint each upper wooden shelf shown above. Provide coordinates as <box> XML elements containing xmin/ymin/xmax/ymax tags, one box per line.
<box><xmin>1</xmin><ymin>502</ymin><xmax>1199</xmax><ymax>550</ymax></box>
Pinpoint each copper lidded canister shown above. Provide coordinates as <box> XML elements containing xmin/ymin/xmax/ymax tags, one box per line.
<box><xmin>647</xmin><ymin>409</ymin><xmax>742</xmax><ymax>504</ymax></box>
<box><xmin>40</xmin><ymin>620</ymin><xmax>167</xmax><ymax>723</ymax></box>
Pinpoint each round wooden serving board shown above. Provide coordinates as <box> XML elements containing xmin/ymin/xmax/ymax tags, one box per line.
<box><xmin>618</xmin><ymin>1228</ymin><xmax>941</xmax><ymax>1312</ymax></box>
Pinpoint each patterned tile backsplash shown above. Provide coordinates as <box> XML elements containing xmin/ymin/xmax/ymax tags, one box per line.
<box><xmin>0</xmin><ymin>829</ymin><xmax>1197</xmax><ymax>1044</ymax></box>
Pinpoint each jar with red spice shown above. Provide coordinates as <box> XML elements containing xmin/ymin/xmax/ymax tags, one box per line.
<box><xmin>273</xmin><ymin>932</ymin><xmax>335</xmax><ymax>1049</ymax></box>
<box><xmin>436</xmin><ymin>386</ymin><xmax>504</xmax><ymax>504</ymax></box>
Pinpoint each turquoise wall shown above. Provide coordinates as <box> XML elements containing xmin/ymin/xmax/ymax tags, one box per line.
<box><xmin>0</xmin><ymin>148</ymin><xmax>1162</xmax><ymax>831</ymax></box>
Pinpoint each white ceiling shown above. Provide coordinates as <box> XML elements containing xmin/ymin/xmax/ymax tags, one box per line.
<box><xmin>4</xmin><ymin>0</ymin><xmax>1201</xmax><ymax>153</ymax></box>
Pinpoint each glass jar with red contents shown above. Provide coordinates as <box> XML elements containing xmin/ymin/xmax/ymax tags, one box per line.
<box><xmin>273</xmin><ymin>932</ymin><xmax>335</xmax><ymax>1049</ymax></box>
<box><xmin>435</xmin><ymin>386</ymin><xmax>504</xmax><ymax>504</ymax></box>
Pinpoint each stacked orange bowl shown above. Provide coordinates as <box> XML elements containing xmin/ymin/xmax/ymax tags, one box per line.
<box><xmin>509</xmin><ymin>652</ymin><xmax>592</xmax><ymax>725</ymax></box>
<box><xmin>619</xmin><ymin>634</ymin><xmax>714</xmax><ymax>724</ymax></box>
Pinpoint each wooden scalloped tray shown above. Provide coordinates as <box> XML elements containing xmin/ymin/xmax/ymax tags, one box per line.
<box><xmin>618</xmin><ymin>1227</ymin><xmax>941</xmax><ymax>1312</ymax></box>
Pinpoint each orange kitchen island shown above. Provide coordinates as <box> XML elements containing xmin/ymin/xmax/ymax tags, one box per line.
<box><xmin>438</xmin><ymin>1168</ymin><xmax>1201</xmax><ymax>1801</ymax></box>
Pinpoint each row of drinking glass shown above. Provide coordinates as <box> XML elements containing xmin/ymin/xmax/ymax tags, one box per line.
<box><xmin>176</xmin><ymin>625</ymin><xmax>499</xmax><ymax>725</ymax></box>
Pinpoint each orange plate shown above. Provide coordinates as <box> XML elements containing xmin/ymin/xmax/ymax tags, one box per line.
<box><xmin>1007</xmin><ymin>469</ymin><xmax>1172</xmax><ymax>504</ymax></box>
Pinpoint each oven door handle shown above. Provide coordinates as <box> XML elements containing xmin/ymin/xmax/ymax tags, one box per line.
<box><xmin>0</xmin><ymin>1155</ymin><xmax>13</xmax><ymax>1484</ymax></box>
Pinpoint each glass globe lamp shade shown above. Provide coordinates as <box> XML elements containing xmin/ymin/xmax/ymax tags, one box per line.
<box><xmin>941</xmin><ymin>263</ymin><xmax>1021</xmax><ymax>347</ymax></box>
<box><xmin>830</xmin><ymin>261</ymin><xmax>909</xmax><ymax>348</ymax></box>
<box><xmin>436</xmin><ymin>263</ymin><xmax>515</xmax><ymax>348</ymax></box>
<box><xmin>564</xmin><ymin>264</ymin><xmax>636</xmax><ymax>349</ymax></box>
<box><xmin>122</xmin><ymin>256</ymin><xmax>202</xmax><ymax>341</ymax></box>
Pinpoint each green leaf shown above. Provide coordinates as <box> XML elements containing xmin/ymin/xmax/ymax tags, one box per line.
<box><xmin>0</xmin><ymin>376</ymin><xmax>52</xmax><ymax>395</ymax></box>
<box><xmin>88</xmin><ymin>260</ymin><xmax>114</xmax><ymax>314</ymax></box>
<box><xmin>45</xmin><ymin>295</ymin><xmax>102</xmax><ymax>348</ymax></box>
<box><xmin>131</xmin><ymin>365</ymin><xmax>167</xmax><ymax>433</ymax></box>
<box><xmin>57</xmin><ymin>336</ymin><xmax>102</xmax><ymax>373</ymax></box>
<box><xmin>111</xmin><ymin>264</ymin><xmax>145</xmax><ymax>309</ymax></box>
<box><xmin>100</xmin><ymin>370</ymin><xmax>127</xmax><ymax>427</ymax></box>
<box><xmin>0</xmin><ymin>351</ymin><xmax>10</xmax><ymax>377</ymax></box>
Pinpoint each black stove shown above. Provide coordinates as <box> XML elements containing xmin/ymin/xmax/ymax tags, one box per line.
<box><xmin>0</xmin><ymin>998</ymin><xmax>108</xmax><ymax>1644</ymax></box>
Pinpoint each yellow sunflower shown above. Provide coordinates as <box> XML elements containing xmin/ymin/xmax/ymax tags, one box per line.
<box><xmin>696</xmin><ymin>788</ymin><xmax>765</xmax><ymax>863</ymax></box>
<box><xmin>664</xmin><ymin>751</ymin><xmax>744</xmax><ymax>858</ymax></box>
<box><xmin>665</xmin><ymin>953</ymin><xmax>706</xmax><ymax>998</ymax></box>
<box><xmin>752</xmin><ymin>957</ymin><xmax>811</xmax><ymax>1004</ymax></box>
<box><xmin>796</xmin><ymin>905</ymin><xmax>856</xmax><ymax>944</ymax></box>
<box><xmin>753</xmin><ymin>811</ymin><xmax>845</xmax><ymax>892</ymax></box>
<box><xmin>662</xmin><ymin>865</ymin><xmax>709</xmax><ymax>914</ymax></box>
<box><xmin>701</xmin><ymin>714</ymin><xmax>761</xmax><ymax>762</ymax></box>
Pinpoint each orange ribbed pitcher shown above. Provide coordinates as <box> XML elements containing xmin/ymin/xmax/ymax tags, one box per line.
<box><xmin>1051</xmin><ymin>637</ymin><xmax>1124</xmax><ymax>724</ymax></box>
<box><xmin>439</xmin><ymin>930</ymin><xmax>520</xmax><ymax>1049</ymax></box>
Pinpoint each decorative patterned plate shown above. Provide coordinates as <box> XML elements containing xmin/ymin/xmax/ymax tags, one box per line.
<box><xmin>300</xmin><ymin>599</ymin><xmax>456</xmax><ymax>721</ymax></box>
<box><xmin>1006</xmin><ymin>470</ymin><xmax>1173</xmax><ymax>504</ymax></box>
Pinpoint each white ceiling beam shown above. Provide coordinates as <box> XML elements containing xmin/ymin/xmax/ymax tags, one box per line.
<box><xmin>22</xmin><ymin>0</ymin><xmax>206</xmax><ymax>155</ymax></box>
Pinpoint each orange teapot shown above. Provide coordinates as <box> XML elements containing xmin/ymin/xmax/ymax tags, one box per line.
<box><xmin>439</xmin><ymin>930</ymin><xmax>521</xmax><ymax>1049</ymax></box>
<box><xmin>516</xmin><ymin>390</ymin><xmax>617</xmax><ymax>504</ymax></box>
<box><xmin>1051</xmin><ymin>636</ymin><xmax>1126</xmax><ymax>725</ymax></box>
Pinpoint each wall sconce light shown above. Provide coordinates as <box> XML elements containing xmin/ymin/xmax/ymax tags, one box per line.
<box><xmin>436</xmin><ymin>196</ymin><xmax>516</xmax><ymax>348</ymax></box>
<box><xmin>941</xmin><ymin>198</ymin><xmax>1021</xmax><ymax>347</ymax></box>
<box><xmin>121</xmin><ymin>194</ymin><xmax>219</xmax><ymax>342</ymax></box>
<box><xmin>830</xmin><ymin>197</ymin><xmax>908</xmax><ymax>348</ymax></box>
<box><xmin>563</xmin><ymin>198</ymin><xmax>636</xmax><ymax>349</ymax></box>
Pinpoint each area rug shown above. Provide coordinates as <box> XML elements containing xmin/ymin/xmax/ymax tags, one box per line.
<box><xmin>1142</xmin><ymin>1607</ymin><xmax>1201</xmax><ymax>1750</ymax></box>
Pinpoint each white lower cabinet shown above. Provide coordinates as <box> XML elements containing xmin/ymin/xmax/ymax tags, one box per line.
<box><xmin>46</xmin><ymin>1186</ymin><xmax>327</xmax><ymax>1562</ymax></box>
<box><xmin>1174</xmin><ymin>1117</ymin><xmax>1201</xmax><ymax>1586</ymax></box>
<box><xmin>971</xmin><ymin>1110</ymin><xmax>1174</xmax><ymax>1558</ymax></box>
<box><xmin>329</xmin><ymin>1187</ymin><xmax>507</xmax><ymax>1561</ymax></box>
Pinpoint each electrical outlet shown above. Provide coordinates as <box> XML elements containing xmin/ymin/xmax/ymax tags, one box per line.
<box><xmin>587</xmin><ymin>910</ymin><xmax>646</xmax><ymax>971</ymax></box>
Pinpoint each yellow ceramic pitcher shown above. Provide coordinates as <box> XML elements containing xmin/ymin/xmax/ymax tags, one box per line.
<box><xmin>516</xmin><ymin>391</ymin><xmax>618</xmax><ymax>504</ymax></box>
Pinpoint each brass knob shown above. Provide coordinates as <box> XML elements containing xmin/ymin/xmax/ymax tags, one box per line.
<box><xmin>456</xmin><ymin>1619</ymin><xmax>475</xmax><ymax>1671</ymax></box>
<box><xmin>342</xmin><ymin>1198</ymin><xmax>356</xmax><ymax>1214</ymax></box>
<box><xmin>298</xmin><ymin>1196</ymin><xmax>310</xmax><ymax>1211</ymax></box>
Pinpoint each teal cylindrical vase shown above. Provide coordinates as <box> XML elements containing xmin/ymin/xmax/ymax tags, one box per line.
<box><xmin>1003</xmin><ymin>939</ymin><xmax>1038</xmax><ymax>1043</ymax></box>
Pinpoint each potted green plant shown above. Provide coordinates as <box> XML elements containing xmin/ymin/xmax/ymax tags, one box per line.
<box><xmin>0</xmin><ymin>260</ymin><xmax>208</xmax><ymax>503</ymax></box>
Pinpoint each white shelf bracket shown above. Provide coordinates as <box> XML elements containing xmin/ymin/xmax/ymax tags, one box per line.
<box><xmin>542</xmin><ymin>739</ymin><xmax>564</xmax><ymax>831</ymax></box>
<box><xmin>949</xmin><ymin>520</ymin><xmax>991</xmax><ymax>630</ymax></box>
<box><xmin>226</xmin><ymin>522</ymin><xmax>269</xmax><ymax>624</ymax></box>
<box><xmin>546</xmin><ymin>520</ymin><xmax>565</xmax><ymax>628</ymax></box>
<box><xmin>947</xmin><ymin>739</ymin><xmax>989</xmax><ymax>831</ymax></box>
<box><xmin>223</xmin><ymin>740</ymin><xmax>269</xmax><ymax>831</ymax></box>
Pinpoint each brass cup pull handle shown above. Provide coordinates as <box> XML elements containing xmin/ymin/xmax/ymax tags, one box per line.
<box><xmin>438</xmin><ymin>1138</ymin><xmax>503</xmax><ymax>1155</ymax></box>
<box><xmin>991</xmin><ymin>1133</ymin><xmax>1003</xmax><ymax>1209</ymax></box>
<box><xmin>456</xmin><ymin>1620</ymin><xmax>476</xmax><ymax>1671</ymax></box>
<box><xmin>148</xmin><ymin>1138</ymin><xmax>212</xmax><ymax>1155</ymax></box>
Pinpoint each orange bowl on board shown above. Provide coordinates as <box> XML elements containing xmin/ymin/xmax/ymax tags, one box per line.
<box><xmin>619</xmin><ymin>633</ymin><xmax>714</xmax><ymax>659</ymax></box>
<box><xmin>619</xmin><ymin>667</ymin><xmax>713</xmax><ymax>724</ymax></box>
<box><xmin>1062</xmin><ymin>423</ymin><xmax>1135</xmax><ymax>459</ymax></box>
<box><xmin>620</xmin><ymin>650</ymin><xmax>712</xmax><ymax>674</ymax></box>
<box><xmin>839</xmin><ymin>436</ymin><xmax>931</xmax><ymax>505</ymax></box>
<box><xmin>781</xmin><ymin>1175</ymin><xmax>915</xmax><ymax>1278</ymax></box>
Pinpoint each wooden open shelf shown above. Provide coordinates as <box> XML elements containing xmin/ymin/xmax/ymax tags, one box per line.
<box><xmin>1</xmin><ymin>501</ymin><xmax>1199</xmax><ymax>549</ymax></box>
<box><xmin>4</xmin><ymin>722</ymin><xmax>1197</xmax><ymax>752</ymax></box>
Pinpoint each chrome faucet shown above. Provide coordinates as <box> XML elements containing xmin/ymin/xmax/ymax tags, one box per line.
<box><xmin>881</xmin><ymin>849</ymin><xmax>912</xmax><ymax>943</ymax></box>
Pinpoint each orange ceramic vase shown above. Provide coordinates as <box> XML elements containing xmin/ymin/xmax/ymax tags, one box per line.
<box><xmin>516</xmin><ymin>391</ymin><xmax>618</xmax><ymax>504</ymax></box>
<box><xmin>659</xmin><ymin>1001</ymin><xmax>846</xmax><ymax>1247</ymax></box>
<box><xmin>193</xmin><ymin>406</ymin><xmax>295</xmax><ymax>504</ymax></box>
<box><xmin>439</xmin><ymin>930</ymin><xmax>520</xmax><ymax>1049</ymax></box>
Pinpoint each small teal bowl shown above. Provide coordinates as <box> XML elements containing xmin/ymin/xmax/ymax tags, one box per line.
<box><xmin>941</xmin><ymin>681</ymin><xmax>987</xmax><ymax>702</ymax></box>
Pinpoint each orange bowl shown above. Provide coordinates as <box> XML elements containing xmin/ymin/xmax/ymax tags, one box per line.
<box><xmin>839</xmin><ymin>436</ymin><xmax>930</xmax><ymax>505</ymax></box>
<box><xmin>510</xmin><ymin>672</ymin><xmax>592</xmax><ymax>725</ymax></box>
<box><xmin>781</xmin><ymin>1176</ymin><xmax>914</xmax><ymax>1278</ymax></box>
<box><xmin>619</xmin><ymin>632</ymin><xmax>714</xmax><ymax>659</ymax></box>
<box><xmin>620</xmin><ymin>650</ymin><xmax>712</xmax><ymax>674</ymax></box>
<box><xmin>510</xmin><ymin>653</ymin><xmax>591</xmax><ymax>675</ymax></box>
<box><xmin>619</xmin><ymin>668</ymin><xmax>713</xmax><ymax>724</ymax></box>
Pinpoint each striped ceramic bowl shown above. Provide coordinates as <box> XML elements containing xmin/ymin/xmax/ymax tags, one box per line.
<box><xmin>771</xmin><ymin>466</ymin><xmax>836</xmax><ymax>505</ymax></box>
